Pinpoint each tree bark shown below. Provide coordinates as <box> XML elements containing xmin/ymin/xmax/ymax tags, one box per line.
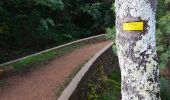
<box><xmin>115</xmin><ymin>0</ymin><xmax>161</xmax><ymax>100</ymax></box>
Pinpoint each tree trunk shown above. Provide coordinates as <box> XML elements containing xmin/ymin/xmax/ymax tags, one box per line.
<box><xmin>115</xmin><ymin>0</ymin><xmax>161</xmax><ymax>100</ymax></box>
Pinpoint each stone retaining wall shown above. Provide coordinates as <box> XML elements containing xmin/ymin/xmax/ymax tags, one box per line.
<box><xmin>0</xmin><ymin>34</ymin><xmax>107</xmax><ymax>66</ymax></box>
<box><xmin>58</xmin><ymin>42</ymin><xmax>119</xmax><ymax>100</ymax></box>
<box><xmin>0</xmin><ymin>34</ymin><xmax>107</xmax><ymax>75</ymax></box>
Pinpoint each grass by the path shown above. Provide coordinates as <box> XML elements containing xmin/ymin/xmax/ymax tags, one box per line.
<box><xmin>0</xmin><ymin>43</ymin><xmax>85</xmax><ymax>75</ymax></box>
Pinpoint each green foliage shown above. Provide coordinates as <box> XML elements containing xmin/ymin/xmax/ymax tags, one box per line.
<box><xmin>0</xmin><ymin>0</ymin><xmax>115</xmax><ymax>63</ymax></box>
<box><xmin>80</xmin><ymin>3</ymin><xmax>102</xmax><ymax>20</ymax></box>
<box><xmin>87</xmin><ymin>66</ymin><xmax>121</xmax><ymax>100</ymax></box>
<box><xmin>106</xmin><ymin>2</ymin><xmax>116</xmax><ymax>41</ymax></box>
<box><xmin>36</xmin><ymin>0</ymin><xmax>64</xmax><ymax>10</ymax></box>
<box><xmin>106</xmin><ymin>26</ymin><xmax>117</xmax><ymax>55</ymax></box>
<box><xmin>160</xmin><ymin>77</ymin><xmax>170</xmax><ymax>100</ymax></box>
<box><xmin>157</xmin><ymin>0</ymin><xmax>166</xmax><ymax>19</ymax></box>
<box><xmin>106</xmin><ymin>27</ymin><xmax>116</xmax><ymax>40</ymax></box>
<box><xmin>156</xmin><ymin>0</ymin><xmax>170</xmax><ymax>69</ymax></box>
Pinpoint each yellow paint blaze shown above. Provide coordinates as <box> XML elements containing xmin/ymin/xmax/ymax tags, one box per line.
<box><xmin>123</xmin><ymin>22</ymin><xmax>144</xmax><ymax>31</ymax></box>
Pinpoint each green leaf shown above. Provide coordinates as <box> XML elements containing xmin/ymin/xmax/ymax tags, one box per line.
<box><xmin>36</xmin><ymin>0</ymin><xmax>64</xmax><ymax>10</ymax></box>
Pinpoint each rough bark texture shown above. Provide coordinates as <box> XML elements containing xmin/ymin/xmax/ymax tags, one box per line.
<box><xmin>115</xmin><ymin>0</ymin><xmax>161</xmax><ymax>100</ymax></box>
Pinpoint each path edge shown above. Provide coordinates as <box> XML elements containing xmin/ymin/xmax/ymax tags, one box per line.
<box><xmin>58</xmin><ymin>42</ymin><xmax>113</xmax><ymax>100</ymax></box>
<box><xmin>0</xmin><ymin>34</ymin><xmax>107</xmax><ymax>69</ymax></box>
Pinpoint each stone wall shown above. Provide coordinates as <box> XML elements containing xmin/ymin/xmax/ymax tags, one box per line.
<box><xmin>0</xmin><ymin>34</ymin><xmax>107</xmax><ymax>74</ymax></box>
<box><xmin>58</xmin><ymin>42</ymin><xmax>119</xmax><ymax>100</ymax></box>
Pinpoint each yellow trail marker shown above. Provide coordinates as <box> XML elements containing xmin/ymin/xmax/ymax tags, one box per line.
<box><xmin>123</xmin><ymin>22</ymin><xmax>144</xmax><ymax>31</ymax></box>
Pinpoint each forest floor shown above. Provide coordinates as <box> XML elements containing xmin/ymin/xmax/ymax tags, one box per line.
<box><xmin>0</xmin><ymin>41</ymin><xmax>111</xmax><ymax>100</ymax></box>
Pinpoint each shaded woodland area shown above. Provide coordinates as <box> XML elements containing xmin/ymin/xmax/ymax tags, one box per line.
<box><xmin>0</xmin><ymin>0</ymin><xmax>115</xmax><ymax>63</ymax></box>
<box><xmin>0</xmin><ymin>0</ymin><xmax>170</xmax><ymax>100</ymax></box>
<box><xmin>0</xmin><ymin>0</ymin><xmax>169</xmax><ymax>71</ymax></box>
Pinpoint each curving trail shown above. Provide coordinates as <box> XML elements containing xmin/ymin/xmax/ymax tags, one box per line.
<box><xmin>0</xmin><ymin>41</ymin><xmax>111</xmax><ymax>100</ymax></box>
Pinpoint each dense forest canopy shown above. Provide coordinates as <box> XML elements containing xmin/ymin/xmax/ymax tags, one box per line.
<box><xmin>0</xmin><ymin>0</ymin><xmax>115</xmax><ymax>63</ymax></box>
<box><xmin>0</xmin><ymin>0</ymin><xmax>169</xmax><ymax>71</ymax></box>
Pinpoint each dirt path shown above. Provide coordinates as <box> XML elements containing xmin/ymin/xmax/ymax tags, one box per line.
<box><xmin>0</xmin><ymin>41</ymin><xmax>111</xmax><ymax>100</ymax></box>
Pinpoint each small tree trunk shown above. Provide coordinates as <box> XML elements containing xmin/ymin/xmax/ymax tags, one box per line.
<box><xmin>115</xmin><ymin>0</ymin><xmax>161</xmax><ymax>100</ymax></box>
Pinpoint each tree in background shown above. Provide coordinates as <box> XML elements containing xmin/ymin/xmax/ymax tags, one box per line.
<box><xmin>0</xmin><ymin>0</ymin><xmax>115</xmax><ymax>63</ymax></box>
<box><xmin>115</xmin><ymin>0</ymin><xmax>160</xmax><ymax>99</ymax></box>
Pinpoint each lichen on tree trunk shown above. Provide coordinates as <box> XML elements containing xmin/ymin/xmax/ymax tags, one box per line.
<box><xmin>115</xmin><ymin>0</ymin><xmax>161</xmax><ymax>100</ymax></box>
